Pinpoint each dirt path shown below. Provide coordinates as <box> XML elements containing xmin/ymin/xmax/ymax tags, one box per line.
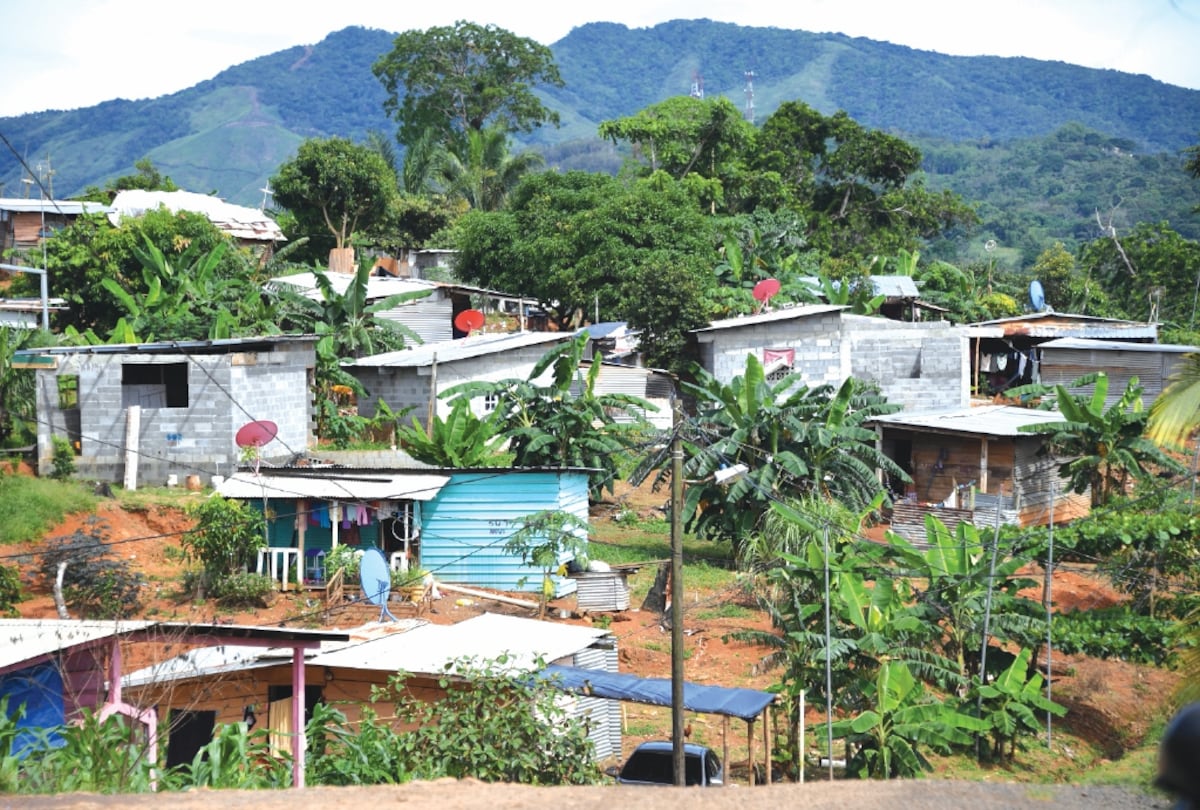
<box><xmin>13</xmin><ymin>778</ymin><xmax>1172</xmax><ymax>809</ymax></box>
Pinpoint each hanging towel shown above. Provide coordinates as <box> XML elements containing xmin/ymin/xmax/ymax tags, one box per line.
<box><xmin>316</xmin><ymin>504</ymin><xmax>330</xmax><ymax>528</ymax></box>
<box><xmin>341</xmin><ymin>504</ymin><xmax>352</xmax><ymax>529</ymax></box>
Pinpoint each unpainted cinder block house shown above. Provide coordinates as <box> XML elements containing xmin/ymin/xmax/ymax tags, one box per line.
<box><xmin>15</xmin><ymin>336</ymin><xmax>317</xmax><ymax>486</ymax></box>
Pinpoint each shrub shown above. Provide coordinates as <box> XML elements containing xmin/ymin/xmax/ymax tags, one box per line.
<box><xmin>324</xmin><ymin>544</ymin><xmax>363</xmax><ymax>583</ymax></box>
<box><xmin>1051</xmin><ymin>606</ymin><xmax>1181</xmax><ymax>665</ymax></box>
<box><xmin>378</xmin><ymin>654</ymin><xmax>601</xmax><ymax>785</ymax></box>
<box><xmin>49</xmin><ymin>436</ymin><xmax>75</xmax><ymax>481</ymax></box>
<box><xmin>0</xmin><ymin>565</ymin><xmax>21</xmax><ymax>616</ymax></box>
<box><xmin>211</xmin><ymin>572</ymin><xmax>276</xmax><ymax>608</ymax></box>
<box><xmin>180</xmin><ymin>496</ymin><xmax>264</xmax><ymax>596</ymax></box>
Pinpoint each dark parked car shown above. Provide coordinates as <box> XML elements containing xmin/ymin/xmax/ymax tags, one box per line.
<box><xmin>607</xmin><ymin>741</ymin><xmax>724</xmax><ymax>786</ymax></box>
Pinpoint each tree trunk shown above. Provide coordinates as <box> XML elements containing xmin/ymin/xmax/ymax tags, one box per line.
<box><xmin>329</xmin><ymin>247</ymin><xmax>356</xmax><ymax>274</ymax></box>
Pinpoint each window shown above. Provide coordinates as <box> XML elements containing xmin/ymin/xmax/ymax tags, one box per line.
<box><xmin>121</xmin><ymin>362</ymin><xmax>189</xmax><ymax>408</ymax></box>
<box><xmin>483</xmin><ymin>391</ymin><xmax>499</xmax><ymax>413</ymax></box>
<box><xmin>57</xmin><ymin>375</ymin><xmax>78</xmax><ymax>409</ymax></box>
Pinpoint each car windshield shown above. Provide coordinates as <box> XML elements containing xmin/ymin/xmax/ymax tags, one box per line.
<box><xmin>621</xmin><ymin>748</ymin><xmax>707</xmax><ymax>786</ymax></box>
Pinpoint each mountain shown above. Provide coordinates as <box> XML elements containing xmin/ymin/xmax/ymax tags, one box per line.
<box><xmin>1</xmin><ymin>20</ymin><xmax>1197</xmax><ymax>217</ymax></box>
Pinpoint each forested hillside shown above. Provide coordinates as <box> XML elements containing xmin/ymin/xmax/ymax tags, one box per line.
<box><xmin>0</xmin><ymin>19</ymin><xmax>1197</xmax><ymax>256</ymax></box>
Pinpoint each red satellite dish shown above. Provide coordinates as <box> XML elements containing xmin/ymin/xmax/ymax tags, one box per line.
<box><xmin>235</xmin><ymin>420</ymin><xmax>278</xmax><ymax>448</ymax></box>
<box><xmin>454</xmin><ymin>309</ymin><xmax>486</xmax><ymax>334</ymax></box>
<box><xmin>753</xmin><ymin>278</ymin><xmax>781</xmax><ymax>303</ymax></box>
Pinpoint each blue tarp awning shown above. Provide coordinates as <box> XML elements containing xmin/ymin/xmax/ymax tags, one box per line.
<box><xmin>538</xmin><ymin>664</ymin><xmax>775</xmax><ymax>721</ymax></box>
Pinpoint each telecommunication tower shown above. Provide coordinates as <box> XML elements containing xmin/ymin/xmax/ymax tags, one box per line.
<box><xmin>743</xmin><ymin>70</ymin><xmax>756</xmax><ymax>124</ymax></box>
<box><xmin>690</xmin><ymin>71</ymin><xmax>705</xmax><ymax>99</ymax></box>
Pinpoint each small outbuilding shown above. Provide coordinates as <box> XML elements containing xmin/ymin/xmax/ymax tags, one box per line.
<box><xmin>867</xmin><ymin>405</ymin><xmax>1090</xmax><ymax>543</ymax></box>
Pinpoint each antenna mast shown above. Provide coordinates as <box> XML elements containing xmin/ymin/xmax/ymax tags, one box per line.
<box><xmin>690</xmin><ymin>71</ymin><xmax>705</xmax><ymax>99</ymax></box>
<box><xmin>743</xmin><ymin>70</ymin><xmax>756</xmax><ymax>124</ymax></box>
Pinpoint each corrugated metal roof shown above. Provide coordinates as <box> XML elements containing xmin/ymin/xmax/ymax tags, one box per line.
<box><xmin>216</xmin><ymin>470</ymin><xmax>449</xmax><ymax>501</ymax></box>
<box><xmin>1040</xmin><ymin>337</ymin><xmax>1200</xmax><ymax>354</ymax></box>
<box><xmin>108</xmin><ymin>190</ymin><xmax>284</xmax><ymax>242</ymax></box>
<box><xmin>12</xmin><ymin>334</ymin><xmax>317</xmax><ymax>357</ymax></box>
<box><xmin>310</xmin><ymin>612</ymin><xmax>610</xmax><ymax>674</ymax></box>
<box><xmin>269</xmin><ymin>272</ymin><xmax>444</xmax><ymax>302</ymax></box>
<box><xmin>0</xmin><ymin>620</ymin><xmax>156</xmax><ymax>672</ymax></box>
<box><xmin>0</xmin><ymin>620</ymin><xmax>349</xmax><ymax>676</ymax></box>
<box><xmin>867</xmin><ymin>405</ymin><xmax>1067</xmax><ymax>436</ymax></box>
<box><xmin>350</xmin><ymin>331</ymin><xmax>571</xmax><ymax>368</ymax></box>
<box><xmin>0</xmin><ymin>198</ymin><xmax>110</xmax><ymax>216</ymax></box>
<box><xmin>578</xmin><ymin>322</ymin><xmax>629</xmax><ymax>340</ymax></box>
<box><xmin>692</xmin><ymin>304</ymin><xmax>844</xmax><ymax>334</ymax></box>
<box><xmin>798</xmin><ymin>275</ymin><xmax>920</xmax><ymax>299</ymax></box>
<box><xmin>268</xmin><ymin>271</ymin><xmax>513</xmax><ymax>303</ymax></box>
<box><xmin>123</xmin><ymin>613</ymin><xmax>610</xmax><ymax>686</ymax></box>
<box><xmin>965</xmin><ymin>312</ymin><xmax>1158</xmax><ymax>340</ymax></box>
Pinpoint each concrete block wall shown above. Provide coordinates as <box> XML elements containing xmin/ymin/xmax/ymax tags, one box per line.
<box><xmin>352</xmin><ymin>345</ymin><xmax>564</xmax><ymax>427</ymax></box>
<box><xmin>697</xmin><ymin>310</ymin><xmax>845</xmax><ymax>389</ymax></box>
<box><xmin>845</xmin><ymin>319</ymin><xmax>969</xmax><ymax>412</ymax></box>
<box><xmin>35</xmin><ymin>342</ymin><xmax>315</xmax><ymax>486</ymax></box>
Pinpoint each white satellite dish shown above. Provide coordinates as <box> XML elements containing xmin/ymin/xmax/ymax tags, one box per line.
<box><xmin>359</xmin><ymin>548</ymin><xmax>398</xmax><ymax>622</ymax></box>
<box><xmin>1030</xmin><ymin>280</ymin><xmax>1046</xmax><ymax>312</ymax></box>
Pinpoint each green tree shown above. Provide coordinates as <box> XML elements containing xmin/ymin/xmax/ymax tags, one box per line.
<box><xmin>749</xmin><ymin>101</ymin><xmax>978</xmax><ymax>259</ymax></box>
<box><xmin>598</xmin><ymin>96</ymin><xmax>754</xmax><ymax>214</ymax></box>
<box><xmin>373</xmin><ymin>20</ymin><xmax>563</xmax><ymax>149</ymax></box>
<box><xmin>451</xmin><ymin>170</ymin><xmax>716</xmax><ymax>336</ymax></box>
<box><xmin>505</xmin><ymin>510</ymin><xmax>590</xmax><ymax>616</ymax></box>
<box><xmin>833</xmin><ymin>660</ymin><xmax>987</xmax><ymax>778</ymax></box>
<box><xmin>0</xmin><ymin>326</ymin><xmax>50</xmax><ymax>447</ymax></box>
<box><xmin>271</xmin><ymin>137</ymin><xmax>400</xmax><ymax>258</ymax></box>
<box><xmin>41</xmin><ymin>207</ymin><xmax>234</xmax><ymax>336</ymax></box>
<box><xmin>1018</xmin><ymin>372</ymin><xmax>1186</xmax><ymax>506</ymax></box>
<box><xmin>1077</xmin><ymin>221</ymin><xmax>1200</xmax><ymax>329</ymax></box>
<box><xmin>99</xmin><ymin>233</ymin><xmax>232</xmax><ymax>342</ymax></box>
<box><xmin>883</xmin><ymin>515</ymin><xmax>1044</xmax><ymax>687</ymax></box>
<box><xmin>973</xmin><ymin>647</ymin><xmax>1066</xmax><ymax>763</ymax></box>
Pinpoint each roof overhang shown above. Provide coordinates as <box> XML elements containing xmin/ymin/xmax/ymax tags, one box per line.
<box><xmin>215</xmin><ymin>471</ymin><xmax>450</xmax><ymax>501</ymax></box>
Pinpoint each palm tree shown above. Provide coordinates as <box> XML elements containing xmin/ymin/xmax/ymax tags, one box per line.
<box><xmin>1148</xmin><ymin>353</ymin><xmax>1200</xmax><ymax>449</ymax></box>
<box><xmin>435</xmin><ymin>127</ymin><xmax>544</xmax><ymax>212</ymax></box>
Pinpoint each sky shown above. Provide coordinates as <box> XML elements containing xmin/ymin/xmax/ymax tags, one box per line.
<box><xmin>2</xmin><ymin>0</ymin><xmax>1198</xmax><ymax>118</ymax></box>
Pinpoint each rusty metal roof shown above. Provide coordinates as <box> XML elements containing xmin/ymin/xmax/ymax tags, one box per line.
<box><xmin>966</xmin><ymin>312</ymin><xmax>1157</xmax><ymax>340</ymax></box>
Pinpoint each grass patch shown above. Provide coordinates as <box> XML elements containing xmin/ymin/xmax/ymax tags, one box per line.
<box><xmin>695</xmin><ymin>603</ymin><xmax>755</xmax><ymax>621</ymax></box>
<box><xmin>0</xmin><ymin>475</ymin><xmax>96</xmax><ymax>544</ymax></box>
<box><xmin>114</xmin><ymin>485</ymin><xmax>205</xmax><ymax>512</ymax></box>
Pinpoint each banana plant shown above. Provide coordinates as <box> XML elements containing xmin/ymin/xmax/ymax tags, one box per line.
<box><xmin>973</xmin><ymin>647</ymin><xmax>1066</xmax><ymax>762</ymax></box>
<box><xmin>833</xmin><ymin>660</ymin><xmax>988</xmax><ymax>778</ymax></box>
<box><xmin>1017</xmin><ymin>372</ymin><xmax>1185</xmax><ymax>506</ymax></box>
<box><xmin>396</xmin><ymin>398</ymin><xmax>511</xmax><ymax>467</ymax></box>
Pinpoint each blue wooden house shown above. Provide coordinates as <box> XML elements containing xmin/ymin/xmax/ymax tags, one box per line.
<box><xmin>215</xmin><ymin>468</ymin><xmax>589</xmax><ymax>597</ymax></box>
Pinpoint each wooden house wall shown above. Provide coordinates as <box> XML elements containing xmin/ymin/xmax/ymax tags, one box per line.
<box><xmin>883</xmin><ymin>429</ymin><xmax>1088</xmax><ymax>537</ymax></box>
<box><xmin>1013</xmin><ymin>440</ymin><xmax>1090</xmax><ymax>525</ymax></box>
<box><xmin>129</xmin><ymin>665</ymin><xmax>444</xmax><ymax>732</ymax></box>
<box><xmin>896</xmin><ymin>434</ymin><xmax>1014</xmax><ymax>504</ymax></box>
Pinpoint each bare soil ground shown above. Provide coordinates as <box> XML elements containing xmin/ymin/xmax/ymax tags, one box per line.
<box><xmin>7</xmin><ymin>479</ymin><xmax>1184</xmax><ymax>807</ymax></box>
